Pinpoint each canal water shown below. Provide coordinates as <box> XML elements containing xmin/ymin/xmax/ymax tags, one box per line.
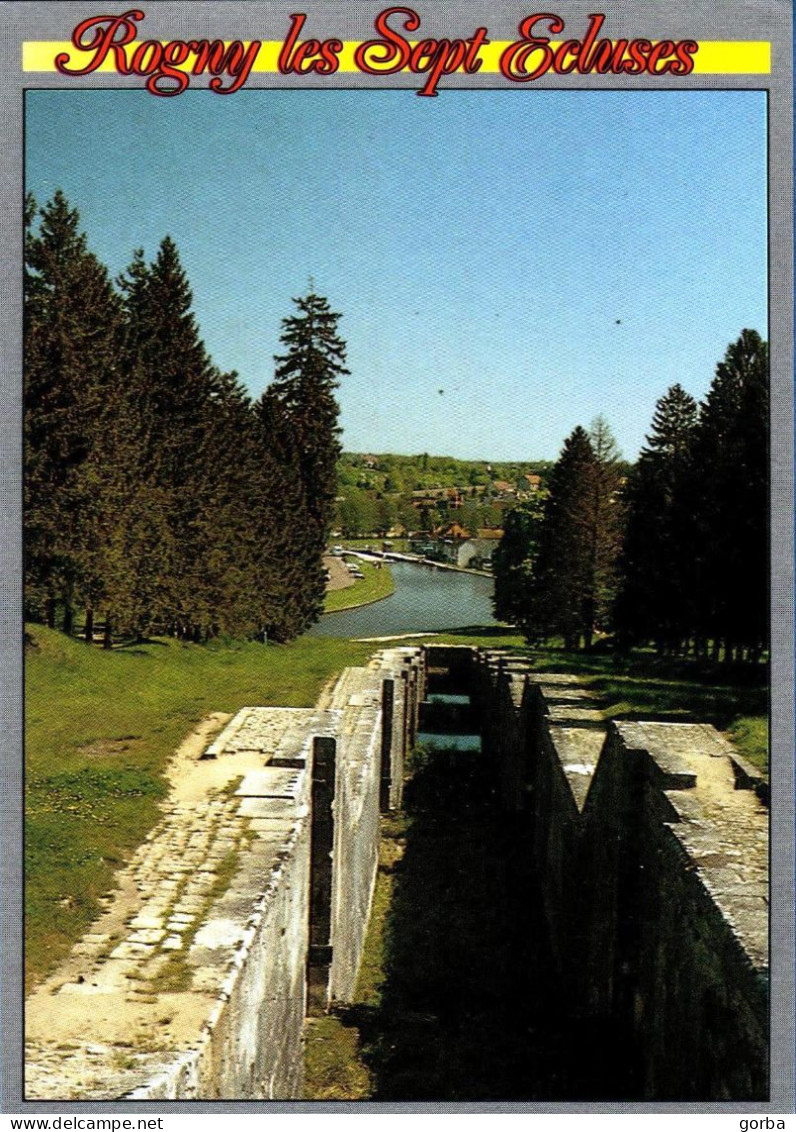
<box><xmin>306</xmin><ymin>560</ymin><xmax>498</xmax><ymax>638</ymax></box>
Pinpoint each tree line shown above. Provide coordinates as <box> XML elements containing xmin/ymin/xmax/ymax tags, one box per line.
<box><xmin>24</xmin><ymin>191</ymin><xmax>344</xmax><ymax>644</ymax></box>
<box><xmin>493</xmin><ymin>329</ymin><xmax>769</xmax><ymax>663</ymax></box>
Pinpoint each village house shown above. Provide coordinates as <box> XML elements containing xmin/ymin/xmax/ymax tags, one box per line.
<box><xmin>490</xmin><ymin>480</ymin><xmax>516</xmax><ymax>500</ymax></box>
<box><xmin>434</xmin><ymin>525</ymin><xmax>503</xmax><ymax>569</ymax></box>
<box><xmin>516</xmin><ymin>473</ymin><xmax>542</xmax><ymax>494</ymax></box>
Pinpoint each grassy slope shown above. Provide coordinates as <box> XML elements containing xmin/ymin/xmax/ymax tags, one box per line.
<box><xmin>323</xmin><ymin>559</ymin><xmax>395</xmax><ymax>613</ymax></box>
<box><xmin>24</xmin><ymin>626</ymin><xmax>374</xmax><ymax>991</ymax></box>
<box><xmin>527</xmin><ymin>644</ymin><xmax>769</xmax><ymax>774</ymax></box>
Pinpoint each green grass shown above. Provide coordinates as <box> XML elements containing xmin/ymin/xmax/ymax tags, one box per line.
<box><xmin>24</xmin><ymin>624</ymin><xmax>375</xmax><ymax>991</ymax></box>
<box><xmin>727</xmin><ymin>715</ymin><xmax>769</xmax><ymax>771</ymax></box>
<box><xmin>302</xmin><ymin>1014</ymin><xmax>372</xmax><ymax>1099</ymax></box>
<box><xmin>305</xmin><ymin>744</ymin><xmax>601</xmax><ymax>1101</ymax></box>
<box><xmin>339</xmin><ymin>538</ymin><xmax>410</xmax><ymax>553</ymax></box>
<box><xmin>323</xmin><ymin>559</ymin><xmax>395</xmax><ymax>613</ymax></box>
<box><xmin>529</xmin><ymin>647</ymin><xmax>769</xmax><ymax>775</ymax></box>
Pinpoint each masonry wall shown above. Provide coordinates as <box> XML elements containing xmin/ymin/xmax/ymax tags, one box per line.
<box><xmin>326</xmin><ymin>669</ymin><xmax>384</xmax><ymax>1004</ymax></box>
<box><xmin>133</xmin><ymin>647</ymin><xmax>425</xmax><ymax>1098</ymax></box>
<box><xmin>324</xmin><ymin>648</ymin><xmax>424</xmax><ymax>1004</ymax></box>
<box><xmin>28</xmin><ymin>642</ymin><xmax>765</xmax><ymax>1102</ymax></box>
<box><xmin>582</xmin><ymin>722</ymin><xmax>769</xmax><ymax>1100</ymax></box>
<box><xmin>475</xmin><ymin>651</ymin><xmax>769</xmax><ymax>1101</ymax></box>
<box><xmin>25</xmin><ymin>648</ymin><xmax>423</xmax><ymax>1102</ymax></box>
<box><xmin>125</xmin><ymin>717</ymin><xmax>328</xmax><ymax>1101</ymax></box>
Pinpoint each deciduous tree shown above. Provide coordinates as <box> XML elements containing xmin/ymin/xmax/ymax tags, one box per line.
<box><xmin>492</xmin><ymin>494</ymin><xmax>546</xmax><ymax>629</ymax></box>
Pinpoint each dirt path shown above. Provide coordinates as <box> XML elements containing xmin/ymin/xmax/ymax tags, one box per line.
<box><xmin>25</xmin><ymin>711</ymin><xmax>272</xmax><ymax>1097</ymax></box>
<box><xmin>323</xmin><ymin>553</ymin><xmax>355</xmax><ymax>591</ymax></box>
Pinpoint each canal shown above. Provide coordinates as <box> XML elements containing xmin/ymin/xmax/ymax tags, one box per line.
<box><xmin>306</xmin><ymin>560</ymin><xmax>498</xmax><ymax>638</ymax></box>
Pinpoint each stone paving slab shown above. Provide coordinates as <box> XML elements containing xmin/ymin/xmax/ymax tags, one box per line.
<box><xmin>204</xmin><ymin>707</ymin><xmax>316</xmax><ymax>758</ymax></box>
<box><xmin>237</xmin><ymin>797</ymin><xmax>302</xmax><ymax>820</ymax></box>
<box><xmin>234</xmin><ymin>767</ymin><xmax>304</xmax><ymax>799</ymax></box>
<box><xmin>24</xmin><ymin>690</ymin><xmax>332</xmax><ymax>1101</ymax></box>
<box><xmin>546</xmin><ymin>704</ymin><xmax>605</xmax><ymax>726</ymax></box>
<box><xmin>25</xmin><ymin>649</ymin><xmax>453</xmax><ymax>1098</ymax></box>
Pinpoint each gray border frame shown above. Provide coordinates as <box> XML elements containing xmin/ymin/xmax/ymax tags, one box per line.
<box><xmin>2</xmin><ymin>0</ymin><xmax>793</xmax><ymax>1114</ymax></box>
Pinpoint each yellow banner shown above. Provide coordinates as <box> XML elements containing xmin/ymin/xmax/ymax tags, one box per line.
<box><xmin>23</xmin><ymin>39</ymin><xmax>771</xmax><ymax>75</ymax></box>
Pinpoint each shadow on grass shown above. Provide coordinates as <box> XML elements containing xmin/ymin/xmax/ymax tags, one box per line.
<box><xmin>593</xmin><ymin>675</ymin><xmax>767</xmax><ymax>729</ymax></box>
<box><xmin>114</xmin><ymin>637</ymin><xmax>170</xmax><ymax>649</ymax></box>
<box><xmin>486</xmin><ymin>644</ymin><xmax>767</xmax><ymax>757</ymax></box>
<box><xmin>443</xmin><ymin>625</ymin><xmax>521</xmax><ymax>639</ymax></box>
<box><xmin>340</xmin><ymin>745</ymin><xmax>635</xmax><ymax>1101</ymax></box>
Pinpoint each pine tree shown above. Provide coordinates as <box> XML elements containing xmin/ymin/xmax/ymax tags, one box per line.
<box><xmin>191</xmin><ymin>369</ymin><xmax>269</xmax><ymax>639</ymax></box>
<box><xmin>529</xmin><ymin>426</ymin><xmax>597</xmax><ymax>648</ymax></box>
<box><xmin>24</xmin><ymin>191</ymin><xmax>123</xmax><ymax>633</ymax></box>
<box><xmin>528</xmin><ymin>420</ymin><xmax>625</xmax><ymax>649</ymax></box>
<box><xmin>586</xmin><ymin>416</ymin><xmax>626</xmax><ymax>640</ymax></box>
<box><xmin>271</xmin><ymin>289</ymin><xmax>345</xmax><ymax>527</ymax></box>
<box><xmin>25</xmin><ymin>196</ymin><xmax>352</xmax><ymax>647</ymax></box>
<box><xmin>255</xmin><ymin>388</ymin><xmax>327</xmax><ymax>639</ymax></box>
<box><xmin>263</xmin><ymin>289</ymin><xmax>347</xmax><ymax>633</ymax></box>
<box><xmin>688</xmin><ymin>330</ymin><xmax>769</xmax><ymax>661</ymax></box>
<box><xmin>117</xmin><ymin>238</ymin><xmax>218</xmax><ymax>639</ymax></box>
<box><xmin>615</xmin><ymin>385</ymin><xmax>699</xmax><ymax>651</ymax></box>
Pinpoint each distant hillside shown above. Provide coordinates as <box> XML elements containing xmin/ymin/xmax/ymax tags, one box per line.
<box><xmin>339</xmin><ymin>452</ymin><xmax>554</xmax><ymax>494</ymax></box>
<box><xmin>334</xmin><ymin>452</ymin><xmax>556</xmax><ymax>540</ymax></box>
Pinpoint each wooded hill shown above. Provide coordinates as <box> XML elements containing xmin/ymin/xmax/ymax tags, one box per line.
<box><xmin>338</xmin><ymin>453</ymin><xmax>555</xmax><ymax>494</ymax></box>
<box><xmin>335</xmin><ymin>453</ymin><xmax>562</xmax><ymax>539</ymax></box>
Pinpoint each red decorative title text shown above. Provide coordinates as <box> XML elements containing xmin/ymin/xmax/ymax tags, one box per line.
<box><xmin>54</xmin><ymin>8</ymin><xmax>699</xmax><ymax>96</ymax></box>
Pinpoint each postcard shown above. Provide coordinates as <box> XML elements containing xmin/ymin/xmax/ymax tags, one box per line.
<box><xmin>1</xmin><ymin>0</ymin><xmax>793</xmax><ymax>1116</ymax></box>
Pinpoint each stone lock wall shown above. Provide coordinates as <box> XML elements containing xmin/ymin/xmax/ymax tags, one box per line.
<box><xmin>25</xmin><ymin>648</ymin><xmax>424</xmax><ymax>1102</ymax></box>
<box><xmin>320</xmin><ymin>648</ymin><xmax>424</xmax><ymax>1006</ymax></box>
<box><xmin>26</xmin><ymin>641</ymin><xmax>766</xmax><ymax>1102</ymax></box>
<box><xmin>474</xmin><ymin>651</ymin><xmax>770</xmax><ymax>1101</ymax></box>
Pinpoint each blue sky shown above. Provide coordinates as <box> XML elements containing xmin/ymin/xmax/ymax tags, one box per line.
<box><xmin>25</xmin><ymin>89</ymin><xmax>767</xmax><ymax>461</ymax></box>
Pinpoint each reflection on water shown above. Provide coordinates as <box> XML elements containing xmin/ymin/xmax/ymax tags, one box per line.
<box><xmin>415</xmin><ymin>732</ymin><xmax>482</xmax><ymax>752</ymax></box>
<box><xmin>306</xmin><ymin>560</ymin><xmax>498</xmax><ymax>638</ymax></box>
